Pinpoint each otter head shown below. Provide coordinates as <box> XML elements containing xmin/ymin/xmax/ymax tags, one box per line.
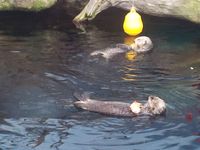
<box><xmin>142</xmin><ymin>96</ymin><xmax>166</xmax><ymax>116</ymax></box>
<box><xmin>131</xmin><ymin>36</ymin><xmax>153</xmax><ymax>53</ymax></box>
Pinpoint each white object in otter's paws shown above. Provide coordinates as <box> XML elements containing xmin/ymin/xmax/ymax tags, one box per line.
<box><xmin>130</xmin><ymin>101</ymin><xmax>142</xmax><ymax>114</ymax></box>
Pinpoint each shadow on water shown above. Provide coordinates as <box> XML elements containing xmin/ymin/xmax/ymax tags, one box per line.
<box><xmin>0</xmin><ymin>7</ymin><xmax>200</xmax><ymax>150</ymax></box>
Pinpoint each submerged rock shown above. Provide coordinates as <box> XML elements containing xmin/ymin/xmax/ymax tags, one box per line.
<box><xmin>0</xmin><ymin>0</ymin><xmax>57</xmax><ymax>11</ymax></box>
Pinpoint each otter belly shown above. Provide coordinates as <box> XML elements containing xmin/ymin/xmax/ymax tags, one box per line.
<box><xmin>74</xmin><ymin>99</ymin><xmax>135</xmax><ymax>117</ymax></box>
<box><xmin>90</xmin><ymin>46</ymin><xmax>131</xmax><ymax>60</ymax></box>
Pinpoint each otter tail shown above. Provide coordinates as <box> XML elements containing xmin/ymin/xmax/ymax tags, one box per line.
<box><xmin>73</xmin><ymin>92</ymin><xmax>91</xmax><ymax>109</ymax></box>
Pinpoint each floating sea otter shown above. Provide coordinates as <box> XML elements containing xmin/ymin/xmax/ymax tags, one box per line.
<box><xmin>90</xmin><ymin>36</ymin><xmax>153</xmax><ymax>60</ymax></box>
<box><xmin>74</xmin><ymin>92</ymin><xmax>166</xmax><ymax>117</ymax></box>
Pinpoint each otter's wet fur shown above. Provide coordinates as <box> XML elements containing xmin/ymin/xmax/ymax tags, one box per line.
<box><xmin>90</xmin><ymin>36</ymin><xmax>153</xmax><ymax>60</ymax></box>
<box><xmin>74</xmin><ymin>92</ymin><xmax>166</xmax><ymax>117</ymax></box>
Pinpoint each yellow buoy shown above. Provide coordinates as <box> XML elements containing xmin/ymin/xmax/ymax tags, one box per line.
<box><xmin>123</xmin><ymin>7</ymin><xmax>143</xmax><ymax>36</ymax></box>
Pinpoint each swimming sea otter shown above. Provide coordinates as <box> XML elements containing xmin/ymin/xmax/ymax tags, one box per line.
<box><xmin>74</xmin><ymin>92</ymin><xmax>166</xmax><ymax>117</ymax></box>
<box><xmin>90</xmin><ymin>36</ymin><xmax>153</xmax><ymax>59</ymax></box>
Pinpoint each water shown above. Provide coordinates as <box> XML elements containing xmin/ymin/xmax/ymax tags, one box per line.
<box><xmin>0</xmin><ymin>9</ymin><xmax>200</xmax><ymax>150</ymax></box>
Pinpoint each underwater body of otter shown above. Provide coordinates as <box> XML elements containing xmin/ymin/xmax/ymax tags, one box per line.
<box><xmin>0</xmin><ymin>8</ymin><xmax>200</xmax><ymax>150</ymax></box>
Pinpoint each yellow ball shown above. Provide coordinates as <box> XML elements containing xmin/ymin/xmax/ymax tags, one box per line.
<box><xmin>123</xmin><ymin>8</ymin><xmax>143</xmax><ymax>36</ymax></box>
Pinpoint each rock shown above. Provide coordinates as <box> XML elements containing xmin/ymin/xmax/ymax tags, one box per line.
<box><xmin>62</xmin><ymin>0</ymin><xmax>88</xmax><ymax>15</ymax></box>
<box><xmin>73</xmin><ymin>0</ymin><xmax>200</xmax><ymax>24</ymax></box>
<box><xmin>0</xmin><ymin>0</ymin><xmax>57</xmax><ymax>11</ymax></box>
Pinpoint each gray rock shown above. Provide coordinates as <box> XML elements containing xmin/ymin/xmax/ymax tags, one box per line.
<box><xmin>73</xmin><ymin>0</ymin><xmax>200</xmax><ymax>24</ymax></box>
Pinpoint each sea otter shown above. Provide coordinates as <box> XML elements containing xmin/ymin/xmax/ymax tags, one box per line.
<box><xmin>90</xmin><ymin>36</ymin><xmax>153</xmax><ymax>59</ymax></box>
<box><xmin>74</xmin><ymin>92</ymin><xmax>166</xmax><ymax>117</ymax></box>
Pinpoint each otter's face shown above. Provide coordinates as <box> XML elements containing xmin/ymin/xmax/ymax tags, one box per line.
<box><xmin>145</xmin><ymin>96</ymin><xmax>166</xmax><ymax>115</ymax></box>
<box><xmin>133</xmin><ymin>36</ymin><xmax>153</xmax><ymax>53</ymax></box>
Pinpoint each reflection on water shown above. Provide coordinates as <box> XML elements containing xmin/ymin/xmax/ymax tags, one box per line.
<box><xmin>0</xmin><ymin>117</ymin><xmax>200</xmax><ymax>150</ymax></box>
<box><xmin>0</xmin><ymin>9</ymin><xmax>200</xmax><ymax>149</ymax></box>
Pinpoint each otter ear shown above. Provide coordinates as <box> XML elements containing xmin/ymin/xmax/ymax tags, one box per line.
<box><xmin>148</xmin><ymin>96</ymin><xmax>154</xmax><ymax>100</ymax></box>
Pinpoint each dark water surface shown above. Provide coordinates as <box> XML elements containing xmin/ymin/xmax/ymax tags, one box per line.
<box><xmin>0</xmin><ymin>9</ymin><xmax>200</xmax><ymax>150</ymax></box>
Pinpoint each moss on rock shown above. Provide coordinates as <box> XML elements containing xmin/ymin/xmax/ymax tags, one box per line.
<box><xmin>0</xmin><ymin>1</ymin><xmax>12</xmax><ymax>10</ymax></box>
<box><xmin>32</xmin><ymin>0</ymin><xmax>57</xmax><ymax>11</ymax></box>
<box><xmin>0</xmin><ymin>0</ymin><xmax>57</xmax><ymax>11</ymax></box>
